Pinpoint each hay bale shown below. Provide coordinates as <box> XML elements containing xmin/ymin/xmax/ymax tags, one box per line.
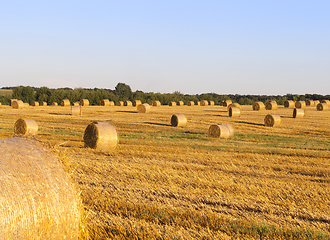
<box><xmin>295</xmin><ymin>101</ymin><xmax>306</xmax><ymax>109</ymax></box>
<box><xmin>80</xmin><ymin>99</ymin><xmax>89</xmax><ymax>106</ymax></box>
<box><xmin>24</xmin><ymin>102</ymin><xmax>29</xmax><ymax>107</ymax></box>
<box><xmin>222</xmin><ymin>123</ymin><xmax>234</xmax><ymax>137</ymax></box>
<box><xmin>137</xmin><ymin>103</ymin><xmax>150</xmax><ymax>113</ymax></box>
<box><xmin>117</xmin><ymin>101</ymin><xmax>124</xmax><ymax>106</ymax></box>
<box><xmin>171</xmin><ymin>114</ymin><xmax>187</xmax><ymax>127</ymax></box>
<box><xmin>169</xmin><ymin>101</ymin><xmax>177</xmax><ymax>106</ymax></box>
<box><xmin>10</xmin><ymin>99</ymin><xmax>17</xmax><ymax>106</ymax></box>
<box><xmin>41</xmin><ymin>102</ymin><xmax>47</xmax><ymax>106</ymax></box>
<box><xmin>317</xmin><ymin>103</ymin><xmax>329</xmax><ymax>111</ymax></box>
<box><xmin>32</xmin><ymin>101</ymin><xmax>39</xmax><ymax>106</ymax></box>
<box><xmin>71</xmin><ymin>106</ymin><xmax>82</xmax><ymax>115</ymax></box>
<box><xmin>187</xmin><ymin>101</ymin><xmax>195</xmax><ymax>106</ymax></box>
<box><xmin>209</xmin><ymin>101</ymin><xmax>215</xmax><ymax>106</ymax></box>
<box><xmin>229</xmin><ymin>107</ymin><xmax>241</xmax><ymax>117</ymax></box>
<box><xmin>305</xmin><ymin>100</ymin><xmax>314</xmax><ymax>107</ymax></box>
<box><xmin>222</xmin><ymin>100</ymin><xmax>232</xmax><ymax>107</ymax></box>
<box><xmin>253</xmin><ymin>102</ymin><xmax>265</xmax><ymax>111</ymax></box>
<box><xmin>0</xmin><ymin>137</ymin><xmax>79</xmax><ymax>239</ymax></box>
<box><xmin>284</xmin><ymin>100</ymin><xmax>295</xmax><ymax>108</ymax></box>
<box><xmin>151</xmin><ymin>100</ymin><xmax>161</xmax><ymax>107</ymax></box>
<box><xmin>73</xmin><ymin>102</ymin><xmax>80</xmax><ymax>106</ymax></box>
<box><xmin>14</xmin><ymin>119</ymin><xmax>38</xmax><ymax>135</ymax></box>
<box><xmin>52</xmin><ymin>102</ymin><xmax>58</xmax><ymax>106</ymax></box>
<box><xmin>293</xmin><ymin>108</ymin><xmax>304</xmax><ymax>118</ymax></box>
<box><xmin>227</xmin><ymin>103</ymin><xmax>241</xmax><ymax>111</ymax></box>
<box><xmin>321</xmin><ymin>100</ymin><xmax>330</xmax><ymax>106</ymax></box>
<box><xmin>132</xmin><ymin>100</ymin><xmax>142</xmax><ymax>107</ymax></box>
<box><xmin>109</xmin><ymin>101</ymin><xmax>115</xmax><ymax>106</ymax></box>
<box><xmin>124</xmin><ymin>100</ymin><xmax>132</xmax><ymax>106</ymax></box>
<box><xmin>264</xmin><ymin>114</ymin><xmax>281</xmax><ymax>127</ymax></box>
<box><xmin>84</xmin><ymin>122</ymin><xmax>118</xmax><ymax>152</ymax></box>
<box><xmin>196</xmin><ymin>101</ymin><xmax>200</xmax><ymax>106</ymax></box>
<box><xmin>177</xmin><ymin>101</ymin><xmax>184</xmax><ymax>106</ymax></box>
<box><xmin>314</xmin><ymin>100</ymin><xmax>320</xmax><ymax>106</ymax></box>
<box><xmin>208</xmin><ymin>125</ymin><xmax>230</xmax><ymax>138</ymax></box>
<box><xmin>100</xmin><ymin>99</ymin><xmax>110</xmax><ymax>106</ymax></box>
<box><xmin>200</xmin><ymin>100</ymin><xmax>208</xmax><ymax>106</ymax></box>
<box><xmin>265</xmin><ymin>101</ymin><xmax>278</xmax><ymax>110</ymax></box>
<box><xmin>61</xmin><ymin>99</ymin><xmax>70</xmax><ymax>107</ymax></box>
<box><xmin>12</xmin><ymin>100</ymin><xmax>24</xmax><ymax>109</ymax></box>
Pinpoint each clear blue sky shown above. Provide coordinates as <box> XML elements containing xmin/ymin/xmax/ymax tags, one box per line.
<box><xmin>1</xmin><ymin>1</ymin><xmax>329</xmax><ymax>95</ymax></box>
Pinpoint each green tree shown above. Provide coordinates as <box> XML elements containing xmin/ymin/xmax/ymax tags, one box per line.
<box><xmin>115</xmin><ymin>82</ymin><xmax>132</xmax><ymax>100</ymax></box>
<box><xmin>12</xmin><ymin>86</ymin><xmax>35</xmax><ymax>104</ymax></box>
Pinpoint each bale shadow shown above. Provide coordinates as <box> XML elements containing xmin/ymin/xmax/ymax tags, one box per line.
<box><xmin>49</xmin><ymin>113</ymin><xmax>71</xmax><ymax>116</ymax></box>
<box><xmin>204</xmin><ymin>110</ymin><xmax>227</xmax><ymax>113</ymax></box>
<box><xmin>235</xmin><ymin>121</ymin><xmax>264</xmax><ymax>126</ymax></box>
<box><xmin>116</xmin><ymin>110</ymin><xmax>137</xmax><ymax>114</ymax></box>
<box><xmin>144</xmin><ymin>122</ymin><xmax>171</xmax><ymax>127</ymax></box>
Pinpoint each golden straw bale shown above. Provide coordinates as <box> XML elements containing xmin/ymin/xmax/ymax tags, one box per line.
<box><xmin>124</xmin><ymin>100</ymin><xmax>133</xmax><ymax>106</ymax></box>
<box><xmin>222</xmin><ymin>100</ymin><xmax>232</xmax><ymax>107</ymax></box>
<box><xmin>229</xmin><ymin>107</ymin><xmax>241</xmax><ymax>117</ymax></box>
<box><xmin>314</xmin><ymin>100</ymin><xmax>320</xmax><ymax>106</ymax></box>
<box><xmin>109</xmin><ymin>101</ymin><xmax>115</xmax><ymax>106</ymax></box>
<box><xmin>137</xmin><ymin>103</ymin><xmax>150</xmax><ymax>113</ymax></box>
<box><xmin>24</xmin><ymin>102</ymin><xmax>30</xmax><ymax>107</ymax></box>
<box><xmin>208</xmin><ymin>125</ymin><xmax>230</xmax><ymax>138</ymax></box>
<box><xmin>305</xmin><ymin>100</ymin><xmax>314</xmax><ymax>107</ymax></box>
<box><xmin>293</xmin><ymin>108</ymin><xmax>304</xmax><ymax>118</ymax></box>
<box><xmin>284</xmin><ymin>100</ymin><xmax>295</xmax><ymax>108</ymax></box>
<box><xmin>151</xmin><ymin>100</ymin><xmax>161</xmax><ymax>106</ymax></box>
<box><xmin>10</xmin><ymin>99</ymin><xmax>17</xmax><ymax>106</ymax></box>
<box><xmin>41</xmin><ymin>102</ymin><xmax>47</xmax><ymax>106</ymax></box>
<box><xmin>52</xmin><ymin>102</ymin><xmax>58</xmax><ymax>106</ymax></box>
<box><xmin>187</xmin><ymin>101</ymin><xmax>195</xmax><ymax>106</ymax></box>
<box><xmin>80</xmin><ymin>99</ymin><xmax>89</xmax><ymax>106</ymax></box>
<box><xmin>196</xmin><ymin>101</ymin><xmax>200</xmax><ymax>106</ymax></box>
<box><xmin>117</xmin><ymin>101</ymin><xmax>124</xmax><ymax>106</ymax></box>
<box><xmin>0</xmin><ymin>102</ymin><xmax>1</xmax><ymax>106</ymax></box>
<box><xmin>177</xmin><ymin>101</ymin><xmax>184</xmax><ymax>106</ymax></box>
<box><xmin>61</xmin><ymin>99</ymin><xmax>70</xmax><ymax>107</ymax></box>
<box><xmin>222</xmin><ymin>123</ymin><xmax>234</xmax><ymax>137</ymax></box>
<box><xmin>317</xmin><ymin>103</ymin><xmax>328</xmax><ymax>111</ymax></box>
<box><xmin>200</xmin><ymin>100</ymin><xmax>208</xmax><ymax>106</ymax></box>
<box><xmin>295</xmin><ymin>101</ymin><xmax>306</xmax><ymax>109</ymax></box>
<box><xmin>84</xmin><ymin>122</ymin><xmax>118</xmax><ymax>152</ymax></box>
<box><xmin>14</xmin><ymin>119</ymin><xmax>38</xmax><ymax>135</ymax></box>
<box><xmin>0</xmin><ymin>137</ymin><xmax>79</xmax><ymax>239</ymax></box>
<box><xmin>32</xmin><ymin>101</ymin><xmax>39</xmax><ymax>106</ymax></box>
<box><xmin>99</xmin><ymin>99</ymin><xmax>109</xmax><ymax>106</ymax></box>
<box><xmin>227</xmin><ymin>103</ymin><xmax>241</xmax><ymax>111</ymax></box>
<box><xmin>12</xmin><ymin>100</ymin><xmax>24</xmax><ymax>109</ymax></box>
<box><xmin>71</xmin><ymin>106</ymin><xmax>82</xmax><ymax>115</ymax></box>
<box><xmin>321</xmin><ymin>100</ymin><xmax>330</xmax><ymax>106</ymax></box>
<box><xmin>209</xmin><ymin>101</ymin><xmax>215</xmax><ymax>106</ymax></box>
<box><xmin>171</xmin><ymin>114</ymin><xmax>187</xmax><ymax>127</ymax></box>
<box><xmin>253</xmin><ymin>102</ymin><xmax>265</xmax><ymax>111</ymax></box>
<box><xmin>264</xmin><ymin>114</ymin><xmax>281</xmax><ymax>127</ymax></box>
<box><xmin>265</xmin><ymin>101</ymin><xmax>278</xmax><ymax>110</ymax></box>
<box><xmin>169</xmin><ymin>101</ymin><xmax>177</xmax><ymax>106</ymax></box>
<box><xmin>73</xmin><ymin>102</ymin><xmax>80</xmax><ymax>106</ymax></box>
<box><xmin>132</xmin><ymin>100</ymin><xmax>142</xmax><ymax>107</ymax></box>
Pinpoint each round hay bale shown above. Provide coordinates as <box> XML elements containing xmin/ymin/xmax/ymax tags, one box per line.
<box><xmin>0</xmin><ymin>137</ymin><xmax>79</xmax><ymax>239</ymax></box>
<box><xmin>208</xmin><ymin>125</ymin><xmax>230</xmax><ymax>138</ymax></box>
<box><xmin>80</xmin><ymin>99</ymin><xmax>89</xmax><ymax>106</ymax></box>
<box><xmin>317</xmin><ymin>103</ymin><xmax>329</xmax><ymax>111</ymax></box>
<box><xmin>14</xmin><ymin>119</ymin><xmax>38</xmax><ymax>135</ymax></box>
<box><xmin>124</xmin><ymin>100</ymin><xmax>132</xmax><ymax>106</ymax></box>
<box><xmin>265</xmin><ymin>101</ymin><xmax>278</xmax><ymax>110</ymax></box>
<box><xmin>229</xmin><ymin>107</ymin><xmax>241</xmax><ymax>117</ymax></box>
<box><xmin>222</xmin><ymin>100</ymin><xmax>232</xmax><ymax>107</ymax></box>
<box><xmin>61</xmin><ymin>99</ymin><xmax>70</xmax><ymax>107</ymax></box>
<box><xmin>84</xmin><ymin>122</ymin><xmax>118</xmax><ymax>152</ymax></box>
<box><xmin>137</xmin><ymin>103</ymin><xmax>150</xmax><ymax>113</ymax></box>
<box><xmin>222</xmin><ymin>123</ymin><xmax>234</xmax><ymax>137</ymax></box>
<box><xmin>209</xmin><ymin>101</ymin><xmax>215</xmax><ymax>106</ymax></box>
<box><xmin>52</xmin><ymin>102</ymin><xmax>58</xmax><ymax>106</ymax></box>
<box><xmin>177</xmin><ymin>101</ymin><xmax>184</xmax><ymax>106</ymax></box>
<box><xmin>100</xmin><ymin>99</ymin><xmax>110</xmax><ymax>106</ymax></box>
<box><xmin>41</xmin><ymin>102</ymin><xmax>47</xmax><ymax>106</ymax></box>
<box><xmin>320</xmin><ymin>100</ymin><xmax>330</xmax><ymax>106</ymax></box>
<box><xmin>32</xmin><ymin>101</ymin><xmax>39</xmax><ymax>106</ymax></box>
<box><xmin>314</xmin><ymin>100</ymin><xmax>320</xmax><ymax>106</ymax></box>
<box><xmin>305</xmin><ymin>100</ymin><xmax>314</xmax><ymax>107</ymax></box>
<box><xmin>10</xmin><ymin>99</ymin><xmax>17</xmax><ymax>106</ymax></box>
<box><xmin>109</xmin><ymin>101</ymin><xmax>115</xmax><ymax>106</ymax></box>
<box><xmin>284</xmin><ymin>100</ymin><xmax>295</xmax><ymax>108</ymax></box>
<box><xmin>73</xmin><ymin>102</ymin><xmax>80</xmax><ymax>106</ymax></box>
<box><xmin>117</xmin><ymin>101</ymin><xmax>124</xmax><ymax>106</ymax></box>
<box><xmin>132</xmin><ymin>100</ymin><xmax>142</xmax><ymax>107</ymax></box>
<box><xmin>24</xmin><ymin>102</ymin><xmax>30</xmax><ymax>107</ymax></box>
<box><xmin>196</xmin><ymin>101</ymin><xmax>200</xmax><ymax>106</ymax></box>
<box><xmin>253</xmin><ymin>102</ymin><xmax>265</xmax><ymax>111</ymax></box>
<box><xmin>151</xmin><ymin>100</ymin><xmax>161</xmax><ymax>107</ymax></box>
<box><xmin>295</xmin><ymin>101</ymin><xmax>306</xmax><ymax>109</ymax></box>
<box><xmin>227</xmin><ymin>103</ymin><xmax>241</xmax><ymax>111</ymax></box>
<box><xmin>200</xmin><ymin>100</ymin><xmax>208</xmax><ymax>106</ymax></box>
<box><xmin>171</xmin><ymin>114</ymin><xmax>187</xmax><ymax>127</ymax></box>
<box><xmin>71</xmin><ymin>106</ymin><xmax>82</xmax><ymax>115</ymax></box>
<box><xmin>293</xmin><ymin>108</ymin><xmax>304</xmax><ymax>118</ymax></box>
<box><xmin>187</xmin><ymin>101</ymin><xmax>195</xmax><ymax>106</ymax></box>
<box><xmin>12</xmin><ymin>100</ymin><xmax>24</xmax><ymax>109</ymax></box>
<box><xmin>169</xmin><ymin>101</ymin><xmax>177</xmax><ymax>106</ymax></box>
<box><xmin>264</xmin><ymin>114</ymin><xmax>281</xmax><ymax>127</ymax></box>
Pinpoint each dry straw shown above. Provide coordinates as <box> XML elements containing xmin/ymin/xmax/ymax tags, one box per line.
<box><xmin>187</xmin><ymin>101</ymin><xmax>195</xmax><ymax>106</ymax></box>
<box><xmin>305</xmin><ymin>100</ymin><xmax>314</xmax><ymax>107</ymax></box>
<box><xmin>264</xmin><ymin>114</ymin><xmax>281</xmax><ymax>127</ymax></box>
<box><xmin>73</xmin><ymin>102</ymin><xmax>80</xmax><ymax>106</ymax></box>
<box><xmin>80</xmin><ymin>99</ymin><xmax>89</xmax><ymax>106</ymax></box>
<box><xmin>317</xmin><ymin>103</ymin><xmax>328</xmax><ymax>111</ymax></box>
<box><xmin>137</xmin><ymin>103</ymin><xmax>150</xmax><ymax>113</ymax></box>
<box><xmin>295</xmin><ymin>101</ymin><xmax>306</xmax><ymax>109</ymax></box>
<box><xmin>100</xmin><ymin>99</ymin><xmax>110</xmax><ymax>106</ymax></box>
<box><xmin>208</xmin><ymin>124</ymin><xmax>230</xmax><ymax>138</ymax></box>
<box><xmin>253</xmin><ymin>102</ymin><xmax>265</xmax><ymax>111</ymax></box>
<box><xmin>293</xmin><ymin>108</ymin><xmax>304</xmax><ymax>118</ymax></box>
<box><xmin>14</xmin><ymin>119</ymin><xmax>38</xmax><ymax>135</ymax></box>
<box><xmin>177</xmin><ymin>101</ymin><xmax>184</xmax><ymax>106</ymax></box>
<box><xmin>124</xmin><ymin>100</ymin><xmax>133</xmax><ymax>106</ymax></box>
<box><xmin>41</xmin><ymin>102</ymin><xmax>47</xmax><ymax>106</ymax></box>
<box><xmin>196</xmin><ymin>101</ymin><xmax>200</xmax><ymax>106</ymax></box>
<box><xmin>32</xmin><ymin>101</ymin><xmax>39</xmax><ymax>106</ymax></box>
<box><xmin>227</xmin><ymin>103</ymin><xmax>241</xmax><ymax>111</ymax></box>
<box><xmin>209</xmin><ymin>101</ymin><xmax>215</xmax><ymax>106</ymax></box>
<box><xmin>117</xmin><ymin>101</ymin><xmax>124</xmax><ymax>106</ymax></box>
<box><xmin>171</xmin><ymin>114</ymin><xmax>187</xmax><ymax>127</ymax></box>
<box><xmin>229</xmin><ymin>107</ymin><xmax>241</xmax><ymax>117</ymax></box>
<box><xmin>71</xmin><ymin>106</ymin><xmax>82</xmax><ymax>116</ymax></box>
<box><xmin>61</xmin><ymin>99</ymin><xmax>70</xmax><ymax>107</ymax></box>
<box><xmin>222</xmin><ymin>123</ymin><xmax>234</xmax><ymax>137</ymax></box>
<box><xmin>24</xmin><ymin>102</ymin><xmax>29</xmax><ymax>107</ymax></box>
<box><xmin>321</xmin><ymin>100</ymin><xmax>330</xmax><ymax>106</ymax></box>
<box><xmin>132</xmin><ymin>100</ymin><xmax>142</xmax><ymax>107</ymax></box>
<box><xmin>84</xmin><ymin>122</ymin><xmax>118</xmax><ymax>152</ymax></box>
<box><xmin>265</xmin><ymin>101</ymin><xmax>278</xmax><ymax>110</ymax></box>
<box><xmin>284</xmin><ymin>100</ymin><xmax>295</xmax><ymax>108</ymax></box>
<box><xmin>12</xmin><ymin>100</ymin><xmax>24</xmax><ymax>109</ymax></box>
<box><xmin>222</xmin><ymin>100</ymin><xmax>232</xmax><ymax>107</ymax></box>
<box><xmin>0</xmin><ymin>137</ymin><xmax>79</xmax><ymax>239</ymax></box>
<box><xmin>314</xmin><ymin>100</ymin><xmax>320</xmax><ymax>106</ymax></box>
<box><xmin>200</xmin><ymin>100</ymin><xmax>209</xmax><ymax>106</ymax></box>
<box><xmin>151</xmin><ymin>100</ymin><xmax>161</xmax><ymax>106</ymax></box>
<box><xmin>52</xmin><ymin>102</ymin><xmax>58</xmax><ymax>106</ymax></box>
<box><xmin>10</xmin><ymin>99</ymin><xmax>17</xmax><ymax>106</ymax></box>
<box><xmin>169</xmin><ymin>101</ymin><xmax>177</xmax><ymax>106</ymax></box>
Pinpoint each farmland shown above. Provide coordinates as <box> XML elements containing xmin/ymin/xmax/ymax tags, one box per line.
<box><xmin>0</xmin><ymin>103</ymin><xmax>329</xmax><ymax>239</ymax></box>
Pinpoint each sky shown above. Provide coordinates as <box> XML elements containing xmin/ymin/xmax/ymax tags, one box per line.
<box><xmin>1</xmin><ymin>1</ymin><xmax>329</xmax><ymax>95</ymax></box>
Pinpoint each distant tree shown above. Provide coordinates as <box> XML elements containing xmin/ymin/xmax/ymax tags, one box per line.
<box><xmin>115</xmin><ymin>83</ymin><xmax>132</xmax><ymax>100</ymax></box>
<box><xmin>35</xmin><ymin>87</ymin><xmax>52</xmax><ymax>103</ymax></box>
<box><xmin>12</xmin><ymin>86</ymin><xmax>35</xmax><ymax>104</ymax></box>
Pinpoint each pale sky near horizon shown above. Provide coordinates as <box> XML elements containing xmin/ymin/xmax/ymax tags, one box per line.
<box><xmin>1</xmin><ymin>1</ymin><xmax>329</xmax><ymax>95</ymax></box>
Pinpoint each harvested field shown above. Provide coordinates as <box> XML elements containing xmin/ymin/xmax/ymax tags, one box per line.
<box><xmin>0</xmin><ymin>104</ymin><xmax>329</xmax><ymax>239</ymax></box>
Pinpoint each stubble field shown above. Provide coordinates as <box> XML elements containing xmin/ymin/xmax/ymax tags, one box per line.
<box><xmin>0</xmin><ymin>103</ymin><xmax>329</xmax><ymax>239</ymax></box>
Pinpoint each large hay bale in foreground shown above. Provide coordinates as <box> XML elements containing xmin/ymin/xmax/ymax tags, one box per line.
<box><xmin>61</xmin><ymin>99</ymin><xmax>71</xmax><ymax>107</ymax></box>
<box><xmin>295</xmin><ymin>101</ymin><xmax>306</xmax><ymax>109</ymax></box>
<box><xmin>71</xmin><ymin>106</ymin><xmax>82</xmax><ymax>115</ymax></box>
<box><xmin>321</xmin><ymin>100</ymin><xmax>330</xmax><ymax>106</ymax></box>
<box><xmin>12</xmin><ymin>100</ymin><xmax>24</xmax><ymax>109</ymax></box>
<box><xmin>317</xmin><ymin>103</ymin><xmax>329</xmax><ymax>111</ymax></box>
<box><xmin>222</xmin><ymin>123</ymin><xmax>234</xmax><ymax>137</ymax></box>
<box><xmin>137</xmin><ymin>103</ymin><xmax>150</xmax><ymax>113</ymax></box>
<box><xmin>171</xmin><ymin>114</ymin><xmax>187</xmax><ymax>127</ymax></box>
<box><xmin>305</xmin><ymin>100</ymin><xmax>314</xmax><ymax>107</ymax></box>
<box><xmin>208</xmin><ymin>124</ymin><xmax>230</xmax><ymax>138</ymax></box>
<box><xmin>14</xmin><ymin>119</ymin><xmax>38</xmax><ymax>135</ymax></box>
<box><xmin>264</xmin><ymin>114</ymin><xmax>281</xmax><ymax>127</ymax></box>
<box><xmin>169</xmin><ymin>101</ymin><xmax>177</xmax><ymax>106</ymax></box>
<box><xmin>265</xmin><ymin>101</ymin><xmax>278</xmax><ymax>110</ymax></box>
<box><xmin>284</xmin><ymin>100</ymin><xmax>295</xmax><ymax>108</ymax></box>
<box><xmin>222</xmin><ymin>100</ymin><xmax>232</xmax><ymax>107</ymax></box>
<box><xmin>80</xmin><ymin>99</ymin><xmax>89</xmax><ymax>106</ymax></box>
<box><xmin>253</xmin><ymin>102</ymin><xmax>265</xmax><ymax>111</ymax></box>
<box><xmin>84</xmin><ymin>122</ymin><xmax>118</xmax><ymax>152</ymax></box>
<box><xmin>124</xmin><ymin>100</ymin><xmax>133</xmax><ymax>106</ymax></box>
<box><xmin>132</xmin><ymin>100</ymin><xmax>142</xmax><ymax>107</ymax></box>
<box><xmin>177</xmin><ymin>101</ymin><xmax>184</xmax><ymax>106</ymax></box>
<box><xmin>32</xmin><ymin>101</ymin><xmax>39</xmax><ymax>106</ymax></box>
<box><xmin>229</xmin><ymin>107</ymin><xmax>241</xmax><ymax>117</ymax></box>
<box><xmin>187</xmin><ymin>101</ymin><xmax>195</xmax><ymax>106</ymax></box>
<box><xmin>293</xmin><ymin>108</ymin><xmax>304</xmax><ymax>118</ymax></box>
<box><xmin>117</xmin><ymin>101</ymin><xmax>124</xmax><ymax>106</ymax></box>
<box><xmin>200</xmin><ymin>100</ymin><xmax>208</xmax><ymax>106</ymax></box>
<box><xmin>0</xmin><ymin>137</ymin><xmax>79</xmax><ymax>239</ymax></box>
<box><xmin>151</xmin><ymin>100</ymin><xmax>161</xmax><ymax>106</ymax></box>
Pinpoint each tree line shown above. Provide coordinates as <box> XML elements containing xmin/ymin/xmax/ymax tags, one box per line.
<box><xmin>1</xmin><ymin>83</ymin><xmax>329</xmax><ymax>106</ymax></box>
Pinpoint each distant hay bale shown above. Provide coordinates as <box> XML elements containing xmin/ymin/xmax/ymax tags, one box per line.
<box><xmin>80</xmin><ymin>99</ymin><xmax>89</xmax><ymax>106</ymax></box>
<box><xmin>171</xmin><ymin>114</ymin><xmax>187</xmax><ymax>127</ymax></box>
<box><xmin>169</xmin><ymin>101</ymin><xmax>177</xmax><ymax>106</ymax></box>
<box><xmin>12</xmin><ymin>100</ymin><xmax>24</xmax><ymax>109</ymax></box>
<box><xmin>253</xmin><ymin>102</ymin><xmax>265</xmax><ymax>111</ymax></box>
<box><xmin>293</xmin><ymin>108</ymin><xmax>304</xmax><ymax>118</ymax></box>
<box><xmin>219</xmin><ymin>101</ymin><xmax>224</xmax><ymax>106</ymax></box>
<box><xmin>10</xmin><ymin>99</ymin><xmax>17</xmax><ymax>106</ymax></box>
<box><xmin>295</xmin><ymin>101</ymin><xmax>306</xmax><ymax>109</ymax></box>
<box><xmin>264</xmin><ymin>114</ymin><xmax>281</xmax><ymax>127</ymax></box>
<box><xmin>177</xmin><ymin>101</ymin><xmax>184</xmax><ymax>106</ymax></box>
<box><xmin>222</xmin><ymin>100</ymin><xmax>232</xmax><ymax>107</ymax></box>
<box><xmin>117</xmin><ymin>101</ymin><xmax>124</xmax><ymax>106</ymax></box>
<box><xmin>73</xmin><ymin>102</ymin><xmax>80</xmax><ymax>106</ymax></box>
<box><xmin>151</xmin><ymin>100</ymin><xmax>161</xmax><ymax>106</ymax></box>
<box><xmin>99</xmin><ymin>99</ymin><xmax>110</xmax><ymax>106</ymax></box>
<box><xmin>187</xmin><ymin>101</ymin><xmax>195</xmax><ymax>106</ymax></box>
<box><xmin>317</xmin><ymin>103</ymin><xmax>328</xmax><ymax>111</ymax></box>
<box><xmin>24</xmin><ymin>102</ymin><xmax>30</xmax><ymax>107</ymax></box>
<box><xmin>132</xmin><ymin>100</ymin><xmax>142</xmax><ymax>107</ymax></box>
<box><xmin>61</xmin><ymin>99</ymin><xmax>70</xmax><ymax>107</ymax></box>
<box><xmin>0</xmin><ymin>137</ymin><xmax>79</xmax><ymax>239</ymax></box>
<box><xmin>229</xmin><ymin>107</ymin><xmax>241</xmax><ymax>117</ymax></box>
<box><xmin>41</xmin><ymin>102</ymin><xmax>47</xmax><ymax>106</ymax></box>
<box><xmin>200</xmin><ymin>100</ymin><xmax>208</xmax><ymax>106</ymax></box>
<box><xmin>208</xmin><ymin>125</ymin><xmax>230</xmax><ymax>138</ymax></box>
<box><xmin>84</xmin><ymin>122</ymin><xmax>118</xmax><ymax>152</ymax></box>
<box><xmin>227</xmin><ymin>103</ymin><xmax>241</xmax><ymax>111</ymax></box>
<box><xmin>32</xmin><ymin>101</ymin><xmax>39</xmax><ymax>106</ymax></box>
<box><xmin>305</xmin><ymin>100</ymin><xmax>314</xmax><ymax>107</ymax></box>
<box><xmin>14</xmin><ymin>119</ymin><xmax>38</xmax><ymax>135</ymax></box>
<box><xmin>71</xmin><ymin>105</ymin><xmax>82</xmax><ymax>115</ymax></box>
<box><xmin>52</xmin><ymin>102</ymin><xmax>58</xmax><ymax>106</ymax></box>
<box><xmin>124</xmin><ymin>100</ymin><xmax>133</xmax><ymax>106</ymax></box>
<box><xmin>284</xmin><ymin>100</ymin><xmax>295</xmax><ymax>108</ymax></box>
<box><xmin>196</xmin><ymin>101</ymin><xmax>200</xmax><ymax>106</ymax></box>
<box><xmin>137</xmin><ymin>103</ymin><xmax>150</xmax><ymax>113</ymax></box>
<box><xmin>314</xmin><ymin>100</ymin><xmax>320</xmax><ymax>106</ymax></box>
<box><xmin>265</xmin><ymin>101</ymin><xmax>278</xmax><ymax>110</ymax></box>
<box><xmin>321</xmin><ymin>100</ymin><xmax>330</xmax><ymax>106</ymax></box>
<box><xmin>209</xmin><ymin>101</ymin><xmax>215</xmax><ymax>106</ymax></box>
<box><xmin>109</xmin><ymin>101</ymin><xmax>115</xmax><ymax>106</ymax></box>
